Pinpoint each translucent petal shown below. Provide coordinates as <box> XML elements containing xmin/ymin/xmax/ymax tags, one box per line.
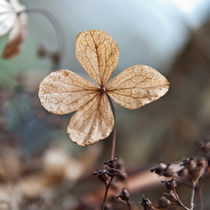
<box><xmin>107</xmin><ymin>65</ymin><xmax>169</xmax><ymax>109</ymax></box>
<box><xmin>0</xmin><ymin>0</ymin><xmax>15</xmax><ymax>36</ymax></box>
<box><xmin>75</xmin><ymin>30</ymin><xmax>119</xmax><ymax>86</ymax></box>
<box><xmin>2</xmin><ymin>12</ymin><xmax>27</xmax><ymax>58</ymax></box>
<box><xmin>68</xmin><ymin>93</ymin><xmax>114</xmax><ymax>146</ymax></box>
<box><xmin>38</xmin><ymin>69</ymin><xmax>98</xmax><ymax>115</ymax></box>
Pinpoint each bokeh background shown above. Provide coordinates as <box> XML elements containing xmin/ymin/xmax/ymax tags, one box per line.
<box><xmin>0</xmin><ymin>0</ymin><xmax>210</xmax><ymax>209</ymax></box>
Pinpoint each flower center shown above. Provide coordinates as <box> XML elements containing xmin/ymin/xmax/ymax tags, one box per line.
<box><xmin>99</xmin><ymin>86</ymin><xmax>106</xmax><ymax>94</ymax></box>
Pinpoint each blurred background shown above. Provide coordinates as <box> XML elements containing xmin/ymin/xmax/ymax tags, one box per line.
<box><xmin>0</xmin><ymin>0</ymin><xmax>210</xmax><ymax>209</ymax></box>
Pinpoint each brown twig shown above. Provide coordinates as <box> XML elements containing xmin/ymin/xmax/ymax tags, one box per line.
<box><xmin>173</xmin><ymin>190</ymin><xmax>190</xmax><ymax>210</ymax></box>
<box><xmin>127</xmin><ymin>200</ymin><xmax>131</xmax><ymax>210</ymax></box>
<box><xmin>106</xmin><ymin>94</ymin><xmax>116</xmax><ymax>161</ymax></box>
<box><xmin>190</xmin><ymin>182</ymin><xmax>196</xmax><ymax>210</ymax></box>
<box><xmin>102</xmin><ymin>176</ymin><xmax>114</xmax><ymax>210</ymax></box>
<box><xmin>196</xmin><ymin>184</ymin><xmax>203</xmax><ymax>210</ymax></box>
<box><xmin>111</xmin><ymin>125</ymin><xmax>116</xmax><ymax>160</ymax></box>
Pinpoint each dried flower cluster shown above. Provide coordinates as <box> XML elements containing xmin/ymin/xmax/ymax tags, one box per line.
<box><xmin>151</xmin><ymin>156</ymin><xmax>208</xmax><ymax>185</ymax></box>
<box><xmin>141</xmin><ymin>179</ymin><xmax>190</xmax><ymax>210</ymax></box>
<box><xmin>93</xmin><ymin>157</ymin><xmax>130</xmax><ymax>209</ymax></box>
<box><xmin>141</xmin><ymin>140</ymin><xmax>210</xmax><ymax>210</ymax></box>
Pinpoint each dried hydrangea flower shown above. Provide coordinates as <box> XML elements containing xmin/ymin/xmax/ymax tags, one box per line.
<box><xmin>38</xmin><ymin>30</ymin><xmax>169</xmax><ymax>146</ymax></box>
<box><xmin>0</xmin><ymin>0</ymin><xmax>27</xmax><ymax>58</ymax></box>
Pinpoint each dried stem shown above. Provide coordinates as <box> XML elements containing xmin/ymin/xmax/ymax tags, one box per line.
<box><xmin>190</xmin><ymin>182</ymin><xmax>196</xmax><ymax>210</ymax></box>
<box><xmin>106</xmin><ymin>94</ymin><xmax>116</xmax><ymax>160</ymax></box>
<box><xmin>101</xmin><ymin>94</ymin><xmax>117</xmax><ymax>208</ymax></box>
<box><xmin>19</xmin><ymin>7</ymin><xmax>65</xmax><ymax>67</ymax></box>
<box><xmin>196</xmin><ymin>184</ymin><xmax>203</xmax><ymax>210</ymax></box>
<box><xmin>173</xmin><ymin>190</ymin><xmax>190</xmax><ymax>210</ymax></box>
<box><xmin>127</xmin><ymin>200</ymin><xmax>131</xmax><ymax>210</ymax></box>
<box><xmin>111</xmin><ymin>125</ymin><xmax>116</xmax><ymax>160</ymax></box>
<box><xmin>102</xmin><ymin>176</ymin><xmax>114</xmax><ymax>210</ymax></box>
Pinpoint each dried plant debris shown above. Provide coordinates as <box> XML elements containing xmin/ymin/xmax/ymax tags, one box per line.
<box><xmin>0</xmin><ymin>0</ymin><xmax>27</xmax><ymax>59</ymax></box>
<box><xmin>145</xmin><ymin>141</ymin><xmax>210</xmax><ymax>210</ymax></box>
<box><xmin>93</xmin><ymin>158</ymin><xmax>122</xmax><ymax>186</ymax></box>
<box><xmin>140</xmin><ymin>179</ymin><xmax>193</xmax><ymax>210</ymax></box>
<box><xmin>116</xmin><ymin>187</ymin><xmax>131</xmax><ymax>209</ymax></box>
<box><xmin>141</xmin><ymin>195</ymin><xmax>156</xmax><ymax>210</ymax></box>
<box><xmin>151</xmin><ymin>158</ymin><xmax>209</xmax><ymax>185</ymax></box>
<box><xmin>93</xmin><ymin>157</ymin><xmax>130</xmax><ymax>209</ymax></box>
<box><xmin>38</xmin><ymin>30</ymin><xmax>169</xmax><ymax>146</ymax></box>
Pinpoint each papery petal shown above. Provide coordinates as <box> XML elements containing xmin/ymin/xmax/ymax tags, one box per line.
<box><xmin>107</xmin><ymin>65</ymin><xmax>169</xmax><ymax>109</ymax></box>
<box><xmin>38</xmin><ymin>69</ymin><xmax>98</xmax><ymax>115</ymax></box>
<box><xmin>68</xmin><ymin>93</ymin><xmax>114</xmax><ymax>146</ymax></box>
<box><xmin>75</xmin><ymin>30</ymin><xmax>119</xmax><ymax>86</ymax></box>
<box><xmin>0</xmin><ymin>0</ymin><xmax>15</xmax><ymax>36</ymax></box>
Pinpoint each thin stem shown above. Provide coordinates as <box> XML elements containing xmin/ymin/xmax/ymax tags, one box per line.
<box><xmin>190</xmin><ymin>182</ymin><xmax>196</xmax><ymax>210</ymax></box>
<box><xmin>102</xmin><ymin>177</ymin><xmax>113</xmax><ymax>210</ymax></box>
<box><xmin>196</xmin><ymin>184</ymin><xmax>203</xmax><ymax>210</ymax></box>
<box><xmin>106</xmin><ymin>94</ymin><xmax>116</xmax><ymax>160</ymax></box>
<box><xmin>127</xmin><ymin>200</ymin><xmax>131</xmax><ymax>210</ymax></box>
<box><xmin>111</xmin><ymin>125</ymin><xmax>116</xmax><ymax>160</ymax></box>
<box><xmin>174</xmin><ymin>190</ymin><xmax>190</xmax><ymax>210</ymax></box>
<box><xmin>18</xmin><ymin>8</ymin><xmax>65</xmax><ymax>67</ymax></box>
<box><xmin>178</xmin><ymin>200</ymin><xmax>190</xmax><ymax>210</ymax></box>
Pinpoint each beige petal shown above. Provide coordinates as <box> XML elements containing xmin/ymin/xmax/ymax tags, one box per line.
<box><xmin>2</xmin><ymin>12</ymin><xmax>27</xmax><ymax>59</ymax></box>
<box><xmin>68</xmin><ymin>93</ymin><xmax>114</xmax><ymax>146</ymax></box>
<box><xmin>107</xmin><ymin>65</ymin><xmax>169</xmax><ymax>109</ymax></box>
<box><xmin>38</xmin><ymin>69</ymin><xmax>98</xmax><ymax>115</ymax></box>
<box><xmin>75</xmin><ymin>30</ymin><xmax>119</xmax><ymax>87</ymax></box>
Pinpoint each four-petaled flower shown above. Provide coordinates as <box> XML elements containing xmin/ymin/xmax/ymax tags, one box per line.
<box><xmin>0</xmin><ymin>0</ymin><xmax>27</xmax><ymax>58</ymax></box>
<box><xmin>38</xmin><ymin>30</ymin><xmax>169</xmax><ymax>146</ymax></box>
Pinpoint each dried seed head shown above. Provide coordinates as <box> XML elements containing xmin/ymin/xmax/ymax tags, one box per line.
<box><xmin>104</xmin><ymin>157</ymin><xmax>117</xmax><ymax>168</ymax></box>
<box><xmin>151</xmin><ymin>163</ymin><xmax>176</xmax><ymax>177</ymax></box>
<box><xmin>141</xmin><ymin>195</ymin><xmax>155</xmax><ymax>210</ymax></box>
<box><xmin>177</xmin><ymin>167</ymin><xmax>189</xmax><ymax>179</ymax></box>
<box><xmin>116</xmin><ymin>187</ymin><xmax>130</xmax><ymax>202</ymax></box>
<box><xmin>161</xmin><ymin>179</ymin><xmax>177</xmax><ymax>191</ymax></box>
<box><xmin>178</xmin><ymin>157</ymin><xmax>208</xmax><ymax>183</ymax></box>
<box><xmin>105</xmin><ymin>167</ymin><xmax>120</xmax><ymax>177</ymax></box>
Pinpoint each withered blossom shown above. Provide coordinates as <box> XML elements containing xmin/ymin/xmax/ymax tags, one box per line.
<box><xmin>0</xmin><ymin>0</ymin><xmax>27</xmax><ymax>58</ymax></box>
<box><xmin>38</xmin><ymin>30</ymin><xmax>169</xmax><ymax>146</ymax></box>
